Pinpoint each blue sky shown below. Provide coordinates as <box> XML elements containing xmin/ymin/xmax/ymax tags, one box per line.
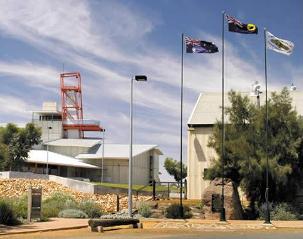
<box><xmin>0</xmin><ymin>0</ymin><xmax>301</xmax><ymax>180</ymax></box>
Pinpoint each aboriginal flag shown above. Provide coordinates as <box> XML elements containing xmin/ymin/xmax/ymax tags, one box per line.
<box><xmin>185</xmin><ymin>36</ymin><xmax>218</xmax><ymax>53</ymax></box>
<box><xmin>226</xmin><ymin>15</ymin><xmax>258</xmax><ymax>34</ymax></box>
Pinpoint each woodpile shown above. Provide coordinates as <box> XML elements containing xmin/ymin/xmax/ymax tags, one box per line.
<box><xmin>0</xmin><ymin>179</ymin><xmax>150</xmax><ymax>212</ymax></box>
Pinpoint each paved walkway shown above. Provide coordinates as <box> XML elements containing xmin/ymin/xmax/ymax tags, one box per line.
<box><xmin>0</xmin><ymin>218</ymin><xmax>88</xmax><ymax>235</ymax></box>
<box><xmin>141</xmin><ymin>219</ymin><xmax>303</xmax><ymax>230</ymax></box>
<box><xmin>1</xmin><ymin>218</ymin><xmax>303</xmax><ymax>236</ymax></box>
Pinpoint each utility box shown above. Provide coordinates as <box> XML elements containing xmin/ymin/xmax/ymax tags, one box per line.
<box><xmin>27</xmin><ymin>187</ymin><xmax>42</xmax><ymax>222</ymax></box>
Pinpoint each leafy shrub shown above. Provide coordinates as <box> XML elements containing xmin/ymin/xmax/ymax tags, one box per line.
<box><xmin>58</xmin><ymin>209</ymin><xmax>88</xmax><ymax>218</ymax></box>
<box><xmin>257</xmin><ymin>202</ymin><xmax>298</xmax><ymax>220</ymax></box>
<box><xmin>42</xmin><ymin>192</ymin><xmax>77</xmax><ymax>218</ymax></box>
<box><xmin>165</xmin><ymin>204</ymin><xmax>192</xmax><ymax>219</ymax></box>
<box><xmin>64</xmin><ymin>199</ymin><xmax>79</xmax><ymax>209</ymax></box>
<box><xmin>195</xmin><ymin>201</ymin><xmax>204</xmax><ymax>210</ymax></box>
<box><xmin>138</xmin><ymin>202</ymin><xmax>152</xmax><ymax>218</ymax></box>
<box><xmin>78</xmin><ymin>200</ymin><xmax>102</xmax><ymax>218</ymax></box>
<box><xmin>11</xmin><ymin>194</ymin><xmax>28</xmax><ymax>220</ymax></box>
<box><xmin>0</xmin><ymin>200</ymin><xmax>19</xmax><ymax>225</ymax></box>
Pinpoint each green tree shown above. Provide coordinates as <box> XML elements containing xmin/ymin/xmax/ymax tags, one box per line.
<box><xmin>164</xmin><ymin>157</ymin><xmax>187</xmax><ymax>182</ymax></box>
<box><xmin>205</xmin><ymin>88</ymin><xmax>303</xmax><ymax>207</ymax></box>
<box><xmin>0</xmin><ymin>123</ymin><xmax>41</xmax><ymax>171</ymax></box>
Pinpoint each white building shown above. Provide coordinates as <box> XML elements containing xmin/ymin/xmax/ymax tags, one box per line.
<box><xmin>187</xmin><ymin>91</ymin><xmax>303</xmax><ymax>199</ymax></box>
<box><xmin>22</xmin><ymin>102</ymin><xmax>162</xmax><ymax>184</ymax></box>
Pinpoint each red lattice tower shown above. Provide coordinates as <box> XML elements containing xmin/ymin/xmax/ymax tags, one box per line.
<box><xmin>60</xmin><ymin>72</ymin><xmax>84</xmax><ymax>138</ymax></box>
<box><xmin>60</xmin><ymin>72</ymin><xmax>103</xmax><ymax>138</ymax></box>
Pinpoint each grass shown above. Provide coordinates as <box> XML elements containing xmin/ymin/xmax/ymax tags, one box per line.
<box><xmin>94</xmin><ymin>182</ymin><xmax>180</xmax><ymax>193</ymax></box>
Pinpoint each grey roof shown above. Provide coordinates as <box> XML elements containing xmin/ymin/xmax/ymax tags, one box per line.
<box><xmin>188</xmin><ymin>91</ymin><xmax>303</xmax><ymax>125</ymax></box>
<box><xmin>27</xmin><ymin>150</ymin><xmax>100</xmax><ymax>169</ymax></box>
<box><xmin>76</xmin><ymin>144</ymin><xmax>163</xmax><ymax>159</ymax></box>
<box><xmin>45</xmin><ymin>139</ymin><xmax>101</xmax><ymax>148</ymax></box>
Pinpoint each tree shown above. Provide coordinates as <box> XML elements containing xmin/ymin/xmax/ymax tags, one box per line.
<box><xmin>0</xmin><ymin>123</ymin><xmax>41</xmax><ymax>171</ymax></box>
<box><xmin>164</xmin><ymin>157</ymin><xmax>187</xmax><ymax>182</ymax></box>
<box><xmin>205</xmin><ymin>88</ymin><xmax>303</xmax><ymax>207</ymax></box>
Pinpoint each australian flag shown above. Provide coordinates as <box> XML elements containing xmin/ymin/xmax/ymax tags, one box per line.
<box><xmin>185</xmin><ymin>36</ymin><xmax>218</xmax><ymax>53</ymax></box>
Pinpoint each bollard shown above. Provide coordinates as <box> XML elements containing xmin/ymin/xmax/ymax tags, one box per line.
<box><xmin>152</xmin><ymin>180</ymin><xmax>156</xmax><ymax>200</ymax></box>
<box><xmin>116</xmin><ymin>194</ymin><xmax>120</xmax><ymax>212</ymax></box>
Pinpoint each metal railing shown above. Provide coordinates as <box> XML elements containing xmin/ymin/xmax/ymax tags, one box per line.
<box><xmin>63</xmin><ymin>119</ymin><xmax>100</xmax><ymax>125</ymax></box>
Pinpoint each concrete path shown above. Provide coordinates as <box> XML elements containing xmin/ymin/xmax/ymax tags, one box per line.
<box><xmin>0</xmin><ymin>218</ymin><xmax>88</xmax><ymax>235</ymax></box>
<box><xmin>141</xmin><ymin>219</ymin><xmax>303</xmax><ymax>230</ymax></box>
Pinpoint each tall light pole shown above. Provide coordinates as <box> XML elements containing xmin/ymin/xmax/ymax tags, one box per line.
<box><xmin>46</xmin><ymin>126</ymin><xmax>52</xmax><ymax>175</ymax></box>
<box><xmin>128</xmin><ymin>75</ymin><xmax>147</xmax><ymax>218</ymax></box>
<box><xmin>101</xmin><ymin>129</ymin><xmax>105</xmax><ymax>183</ymax></box>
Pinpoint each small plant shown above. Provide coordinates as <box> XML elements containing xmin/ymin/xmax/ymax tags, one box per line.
<box><xmin>58</xmin><ymin>209</ymin><xmax>88</xmax><ymax>218</ymax></box>
<box><xmin>78</xmin><ymin>200</ymin><xmax>102</xmax><ymax>218</ymax></box>
<box><xmin>165</xmin><ymin>204</ymin><xmax>192</xmax><ymax>219</ymax></box>
<box><xmin>11</xmin><ymin>194</ymin><xmax>28</xmax><ymax>220</ymax></box>
<box><xmin>64</xmin><ymin>199</ymin><xmax>79</xmax><ymax>209</ymax></box>
<box><xmin>0</xmin><ymin>200</ymin><xmax>19</xmax><ymax>225</ymax></box>
<box><xmin>256</xmin><ymin>202</ymin><xmax>298</xmax><ymax>221</ymax></box>
<box><xmin>195</xmin><ymin>201</ymin><xmax>204</xmax><ymax>210</ymax></box>
<box><xmin>138</xmin><ymin>202</ymin><xmax>152</xmax><ymax>218</ymax></box>
<box><xmin>42</xmin><ymin>192</ymin><xmax>77</xmax><ymax>218</ymax></box>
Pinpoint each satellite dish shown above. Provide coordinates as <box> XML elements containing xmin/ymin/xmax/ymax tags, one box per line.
<box><xmin>250</xmin><ymin>81</ymin><xmax>262</xmax><ymax>97</ymax></box>
<box><xmin>290</xmin><ymin>83</ymin><xmax>296</xmax><ymax>91</ymax></box>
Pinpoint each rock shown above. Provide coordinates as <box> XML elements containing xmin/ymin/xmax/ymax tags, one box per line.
<box><xmin>0</xmin><ymin>179</ymin><xmax>150</xmax><ymax>213</ymax></box>
<box><xmin>202</xmin><ymin>178</ymin><xmax>244</xmax><ymax>220</ymax></box>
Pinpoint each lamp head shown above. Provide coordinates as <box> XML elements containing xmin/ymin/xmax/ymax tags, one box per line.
<box><xmin>135</xmin><ymin>75</ymin><xmax>147</xmax><ymax>81</ymax></box>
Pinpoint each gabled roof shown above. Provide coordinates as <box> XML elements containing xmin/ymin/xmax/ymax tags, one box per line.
<box><xmin>188</xmin><ymin>91</ymin><xmax>303</xmax><ymax>126</ymax></box>
<box><xmin>45</xmin><ymin>139</ymin><xmax>101</xmax><ymax>148</ymax></box>
<box><xmin>27</xmin><ymin>150</ymin><xmax>100</xmax><ymax>169</ymax></box>
<box><xmin>76</xmin><ymin>144</ymin><xmax>163</xmax><ymax>160</ymax></box>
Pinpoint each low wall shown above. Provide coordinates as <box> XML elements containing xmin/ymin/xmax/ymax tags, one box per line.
<box><xmin>94</xmin><ymin>185</ymin><xmax>128</xmax><ymax>195</ymax></box>
<box><xmin>49</xmin><ymin>175</ymin><xmax>95</xmax><ymax>194</ymax></box>
<box><xmin>0</xmin><ymin>171</ymin><xmax>49</xmax><ymax>180</ymax></box>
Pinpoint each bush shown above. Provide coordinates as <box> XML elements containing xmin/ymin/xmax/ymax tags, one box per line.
<box><xmin>42</xmin><ymin>192</ymin><xmax>77</xmax><ymax>218</ymax></box>
<box><xmin>257</xmin><ymin>202</ymin><xmax>298</xmax><ymax>220</ymax></box>
<box><xmin>165</xmin><ymin>204</ymin><xmax>192</xmax><ymax>219</ymax></box>
<box><xmin>58</xmin><ymin>209</ymin><xmax>88</xmax><ymax>218</ymax></box>
<box><xmin>11</xmin><ymin>195</ymin><xmax>28</xmax><ymax>220</ymax></box>
<box><xmin>0</xmin><ymin>200</ymin><xmax>19</xmax><ymax>225</ymax></box>
<box><xmin>64</xmin><ymin>199</ymin><xmax>79</xmax><ymax>209</ymax></box>
<box><xmin>78</xmin><ymin>200</ymin><xmax>102</xmax><ymax>218</ymax></box>
<box><xmin>138</xmin><ymin>202</ymin><xmax>152</xmax><ymax>218</ymax></box>
<box><xmin>195</xmin><ymin>201</ymin><xmax>204</xmax><ymax>210</ymax></box>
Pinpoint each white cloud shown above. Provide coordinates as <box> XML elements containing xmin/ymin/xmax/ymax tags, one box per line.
<box><xmin>0</xmin><ymin>61</ymin><xmax>59</xmax><ymax>91</ymax></box>
<box><xmin>0</xmin><ymin>94</ymin><xmax>35</xmax><ymax>119</ymax></box>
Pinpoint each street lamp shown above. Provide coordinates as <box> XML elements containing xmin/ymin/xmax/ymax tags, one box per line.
<box><xmin>128</xmin><ymin>75</ymin><xmax>147</xmax><ymax>218</ymax></box>
<box><xmin>46</xmin><ymin>126</ymin><xmax>52</xmax><ymax>175</ymax></box>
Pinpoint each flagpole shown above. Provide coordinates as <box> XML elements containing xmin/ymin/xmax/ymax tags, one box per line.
<box><xmin>264</xmin><ymin>27</ymin><xmax>271</xmax><ymax>224</ymax></box>
<box><xmin>220</xmin><ymin>10</ymin><xmax>226</xmax><ymax>222</ymax></box>
<box><xmin>180</xmin><ymin>32</ymin><xmax>184</xmax><ymax>218</ymax></box>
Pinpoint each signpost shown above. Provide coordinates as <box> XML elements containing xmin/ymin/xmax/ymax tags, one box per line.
<box><xmin>27</xmin><ymin>187</ymin><xmax>42</xmax><ymax>222</ymax></box>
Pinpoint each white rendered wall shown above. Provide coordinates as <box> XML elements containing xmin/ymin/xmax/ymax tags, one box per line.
<box><xmin>187</xmin><ymin>127</ymin><xmax>217</xmax><ymax>199</ymax></box>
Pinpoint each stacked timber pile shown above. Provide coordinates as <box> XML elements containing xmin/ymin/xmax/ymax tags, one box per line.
<box><xmin>0</xmin><ymin>179</ymin><xmax>149</xmax><ymax>212</ymax></box>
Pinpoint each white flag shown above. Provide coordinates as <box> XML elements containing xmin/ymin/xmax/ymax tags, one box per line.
<box><xmin>266</xmin><ymin>31</ymin><xmax>294</xmax><ymax>55</ymax></box>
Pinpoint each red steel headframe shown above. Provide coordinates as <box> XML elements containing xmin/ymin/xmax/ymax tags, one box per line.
<box><xmin>60</xmin><ymin>72</ymin><xmax>84</xmax><ymax>138</ymax></box>
<box><xmin>60</xmin><ymin>72</ymin><xmax>103</xmax><ymax>138</ymax></box>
